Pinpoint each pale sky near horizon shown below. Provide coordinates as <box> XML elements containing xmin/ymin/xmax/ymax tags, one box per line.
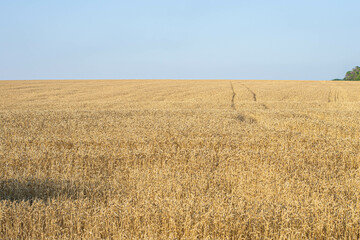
<box><xmin>0</xmin><ymin>0</ymin><xmax>359</xmax><ymax>80</ymax></box>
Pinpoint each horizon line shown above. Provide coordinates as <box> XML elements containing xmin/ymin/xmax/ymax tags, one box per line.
<box><xmin>0</xmin><ymin>78</ymin><xmax>332</xmax><ymax>81</ymax></box>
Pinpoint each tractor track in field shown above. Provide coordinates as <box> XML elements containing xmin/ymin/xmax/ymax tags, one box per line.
<box><xmin>242</xmin><ymin>84</ymin><xmax>257</xmax><ymax>102</ymax></box>
<box><xmin>230</xmin><ymin>81</ymin><xmax>236</xmax><ymax>110</ymax></box>
<box><xmin>328</xmin><ymin>86</ymin><xmax>347</xmax><ymax>103</ymax></box>
<box><xmin>242</xmin><ymin>83</ymin><xmax>268</xmax><ymax>109</ymax></box>
<box><xmin>260</xmin><ymin>103</ymin><xmax>269</xmax><ymax>110</ymax></box>
<box><xmin>229</xmin><ymin>81</ymin><xmax>257</xmax><ymax>124</ymax></box>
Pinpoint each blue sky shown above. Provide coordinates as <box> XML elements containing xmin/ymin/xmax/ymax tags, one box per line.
<box><xmin>0</xmin><ymin>0</ymin><xmax>359</xmax><ymax>80</ymax></box>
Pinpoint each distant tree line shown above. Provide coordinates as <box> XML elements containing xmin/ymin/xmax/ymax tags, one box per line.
<box><xmin>333</xmin><ymin>66</ymin><xmax>360</xmax><ymax>81</ymax></box>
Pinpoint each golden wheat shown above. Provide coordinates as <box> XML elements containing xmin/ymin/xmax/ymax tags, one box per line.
<box><xmin>1</xmin><ymin>80</ymin><xmax>360</xmax><ymax>239</ymax></box>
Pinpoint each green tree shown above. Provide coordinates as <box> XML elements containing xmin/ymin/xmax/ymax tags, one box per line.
<box><xmin>344</xmin><ymin>66</ymin><xmax>360</xmax><ymax>81</ymax></box>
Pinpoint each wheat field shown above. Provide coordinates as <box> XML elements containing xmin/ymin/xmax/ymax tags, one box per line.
<box><xmin>1</xmin><ymin>80</ymin><xmax>360</xmax><ymax>239</ymax></box>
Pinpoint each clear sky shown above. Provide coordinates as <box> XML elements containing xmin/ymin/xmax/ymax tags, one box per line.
<box><xmin>1</xmin><ymin>0</ymin><xmax>359</xmax><ymax>80</ymax></box>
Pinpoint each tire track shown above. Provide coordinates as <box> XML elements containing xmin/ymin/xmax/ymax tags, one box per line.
<box><xmin>328</xmin><ymin>87</ymin><xmax>347</xmax><ymax>103</ymax></box>
<box><xmin>230</xmin><ymin>81</ymin><xmax>236</xmax><ymax>110</ymax></box>
<box><xmin>260</xmin><ymin>103</ymin><xmax>269</xmax><ymax>110</ymax></box>
<box><xmin>229</xmin><ymin>81</ymin><xmax>257</xmax><ymax>124</ymax></box>
<box><xmin>242</xmin><ymin>84</ymin><xmax>257</xmax><ymax>102</ymax></box>
<box><xmin>242</xmin><ymin>83</ymin><xmax>269</xmax><ymax>109</ymax></box>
